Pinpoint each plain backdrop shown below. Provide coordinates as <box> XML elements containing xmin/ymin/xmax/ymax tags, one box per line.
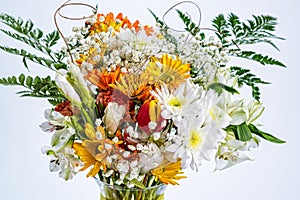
<box><xmin>0</xmin><ymin>0</ymin><xmax>298</xmax><ymax>199</ymax></box>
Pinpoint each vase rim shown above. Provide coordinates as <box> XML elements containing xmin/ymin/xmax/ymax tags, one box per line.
<box><xmin>94</xmin><ymin>177</ymin><xmax>166</xmax><ymax>191</ymax></box>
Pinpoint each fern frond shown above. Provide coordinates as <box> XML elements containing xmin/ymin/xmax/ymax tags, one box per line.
<box><xmin>147</xmin><ymin>8</ymin><xmax>166</xmax><ymax>29</ymax></box>
<box><xmin>43</xmin><ymin>30</ymin><xmax>60</xmax><ymax>48</ymax></box>
<box><xmin>0</xmin><ymin>29</ymin><xmax>53</xmax><ymax>54</ymax></box>
<box><xmin>212</xmin><ymin>14</ymin><xmax>230</xmax><ymax>44</ymax></box>
<box><xmin>0</xmin><ymin>46</ymin><xmax>66</xmax><ymax>70</ymax></box>
<box><xmin>236</xmin><ymin>51</ymin><xmax>286</xmax><ymax>67</ymax></box>
<box><xmin>0</xmin><ymin>13</ymin><xmax>67</xmax><ymax>70</ymax></box>
<box><xmin>176</xmin><ymin>10</ymin><xmax>200</xmax><ymax>37</ymax></box>
<box><xmin>230</xmin><ymin>66</ymin><xmax>270</xmax><ymax>101</ymax></box>
<box><xmin>0</xmin><ymin>74</ymin><xmax>66</xmax><ymax>105</ymax></box>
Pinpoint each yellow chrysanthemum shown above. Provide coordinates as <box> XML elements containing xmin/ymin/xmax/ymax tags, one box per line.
<box><xmin>140</xmin><ymin>54</ymin><xmax>191</xmax><ymax>89</ymax></box>
<box><xmin>151</xmin><ymin>159</ymin><xmax>187</xmax><ymax>185</ymax></box>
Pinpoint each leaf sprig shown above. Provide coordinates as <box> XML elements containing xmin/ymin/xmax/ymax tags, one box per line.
<box><xmin>0</xmin><ymin>74</ymin><xmax>65</xmax><ymax>105</ymax></box>
<box><xmin>0</xmin><ymin>13</ymin><xmax>67</xmax><ymax>71</ymax></box>
<box><xmin>230</xmin><ymin>66</ymin><xmax>270</xmax><ymax>101</ymax></box>
<box><xmin>212</xmin><ymin>13</ymin><xmax>286</xmax><ymax>67</ymax></box>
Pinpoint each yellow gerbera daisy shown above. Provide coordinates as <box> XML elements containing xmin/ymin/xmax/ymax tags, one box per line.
<box><xmin>151</xmin><ymin>159</ymin><xmax>187</xmax><ymax>185</ymax></box>
<box><xmin>140</xmin><ymin>54</ymin><xmax>191</xmax><ymax>89</ymax></box>
<box><xmin>73</xmin><ymin>123</ymin><xmax>121</xmax><ymax>177</ymax></box>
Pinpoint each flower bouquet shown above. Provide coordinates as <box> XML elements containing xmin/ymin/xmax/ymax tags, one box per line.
<box><xmin>0</xmin><ymin>1</ymin><xmax>285</xmax><ymax>199</ymax></box>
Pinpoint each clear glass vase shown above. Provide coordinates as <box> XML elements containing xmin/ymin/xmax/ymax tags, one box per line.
<box><xmin>95</xmin><ymin>178</ymin><xmax>167</xmax><ymax>200</ymax></box>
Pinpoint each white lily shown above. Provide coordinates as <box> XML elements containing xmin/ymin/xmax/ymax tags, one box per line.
<box><xmin>246</xmin><ymin>100</ymin><xmax>265</xmax><ymax>124</ymax></box>
<box><xmin>201</xmin><ymin>89</ymin><xmax>231</xmax><ymax>129</ymax></box>
<box><xmin>55</xmin><ymin>69</ymin><xmax>81</xmax><ymax>105</ymax></box>
<box><xmin>215</xmin><ymin>146</ymin><xmax>253</xmax><ymax>171</ymax></box>
<box><xmin>40</xmin><ymin>109</ymin><xmax>66</xmax><ymax>133</ymax></box>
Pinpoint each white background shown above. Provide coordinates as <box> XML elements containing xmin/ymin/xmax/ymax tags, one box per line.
<box><xmin>0</xmin><ymin>0</ymin><xmax>299</xmax><ymax>199</ymax></box>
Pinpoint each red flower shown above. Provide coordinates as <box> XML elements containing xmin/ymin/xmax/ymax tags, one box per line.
<box><xmin>54</xmin><ymin>100</ymin><xmax>80</xmax><ymax>116</ymax></box>
<box><xmin>137</xmin><ymin>99</ymin><xmax>164</xmax><ymax>135</ymax></box>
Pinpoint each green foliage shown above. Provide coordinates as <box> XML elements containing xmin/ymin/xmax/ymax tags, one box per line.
<box><xmin>0</xmin><ymin>46</ymin><xmax>66</xmax><ymax>70</ymax></box>
<box><xmin>230</xmin><ymin>66</ymin><xmax>270</xmax><ymax>101</ymax></box>
<box><xmin>0</xmin><ymin>13</ymin><xmax>67</xmax><ymax>71</ymax></box>
<box><xmin>176</xmin><ymin>10</ymin><xmax>200</xmax><ymax>37</ymax></box>
<box><xmin>226</xmin><ymin>123</ymin><xmax>252</xmax><ymax>142</ymax></box>
<box><xmin>212</xmin><ymin>13</ymin><xmax>285</xmax><ymax>67</ymax></box>
<box><xmin>248</xmin><ymin>124</ymin><xmax>286</xmax><ymax>144</ymax></box>
<box><xmin>147</xmin><ymin>8</ymin><xmax>166</xmax><ymax>29</ymax></box>
<box><xmin>238</xmin><ymin>51</ymin><xmax>285</xmax><ymax>67</ymax></box>
<box><xmin>226</xmin><ymin>123</ymin><xmax>285</xmax><ymax>143</ymax></box>
<box><xmin>208</xmin><ymin>82</ymin><xmax>240</xmax><ymax>95</ymax></box>
<box><xmin>0</xmin><ymin>74</ymin><xmax>65</xmax><ymax>105</ymax></box>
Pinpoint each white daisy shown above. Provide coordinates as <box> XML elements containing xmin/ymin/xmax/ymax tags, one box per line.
<box><xmin>165</xmin><ymin>114</ymin><xmax>223</xmax><ymax>171</ymax></box>
<box><xmin>151</xmin><ymin>80</ymin><xmax>203</xmax><ymax>126</ymax></box>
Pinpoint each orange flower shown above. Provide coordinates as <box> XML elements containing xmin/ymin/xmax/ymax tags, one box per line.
<box><xmin>111</xmin><ymin>73</ymin><xmax>154</xmax><ymax>102</ymax></box>
<box><xmin>90</xmin><ymin>12</ymin><xmax>140</xmax><ymax>34</ymax></box>
<box><xmin>85</xmin><ymin>67</ymin><xmax>122</xmax><ymax>91</ymax></box>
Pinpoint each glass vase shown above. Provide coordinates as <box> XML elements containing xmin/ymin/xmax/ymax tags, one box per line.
<box><xmin>95</xmin><ymin>178</ymin><xmax>167</xmax><ymax>200</ymax></box>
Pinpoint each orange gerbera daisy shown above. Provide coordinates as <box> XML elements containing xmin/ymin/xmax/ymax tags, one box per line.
<box><xmin>151</xmin><ymin>159</ymin><xmax>187</xmax><ymax>185</ymax></box>
<box><xmin>140</xmin><ymin>54</ymin><xmax>191</xmax><ymax>89</ymax></box>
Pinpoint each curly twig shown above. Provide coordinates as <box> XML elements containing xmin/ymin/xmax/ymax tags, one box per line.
<box><xmin>54</xmin><ymin>0</ymin><xmax>97</xmax><ymax>63</ymax></box>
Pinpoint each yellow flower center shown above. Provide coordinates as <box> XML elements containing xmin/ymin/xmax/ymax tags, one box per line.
<box><xmin>168</xmin><ymin>96</ymin><xmax>182</xmax><ymax>108</ymax></box>
<box><xmin>188</xmin><ymin>129</ymin><xmax>203</xmax><ymax>150</ymax></box>
<box><xmin>159</xmin><ymin>72</ymin><xmax>175</xmax><ymax>84</ymax></box>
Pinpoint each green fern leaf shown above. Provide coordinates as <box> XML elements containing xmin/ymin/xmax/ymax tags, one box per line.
<box><xmin>230</xmin><ymin>66</ymin><xmax>270</xmax><ymax>101</ymax></box>
<box><xmin>0</xmin><ymin>74</ymin><xmax>66</xmax><ymax>102</ymax></box>
<box><xmin>237</xmin><ymin>51</ymin><xmax>286</xmax><ymax>67</ymax></box>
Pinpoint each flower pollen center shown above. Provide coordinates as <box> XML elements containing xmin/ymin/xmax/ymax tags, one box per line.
<box><xmin>168</xmin><ymin>96</ymin><xmax>182</xmax><ymax>108</ymax></box>
<box><xmin>189</xmin><ymin>129</ymin><xmax>203</xmax><ymax>150</ymax></box>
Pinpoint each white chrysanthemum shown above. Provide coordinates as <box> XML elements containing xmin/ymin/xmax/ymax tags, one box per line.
<box><xmin>165</xmin><ymin>115</ymin><xmax>223</xmax><ymax>171</ymax></box>
<box><xmin>151</xmin><ymin>80</ymin><xmax>203</xmax><ymax>126</ymax></box>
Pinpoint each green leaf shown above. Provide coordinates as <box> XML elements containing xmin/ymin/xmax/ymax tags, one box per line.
<box><xmin>0</xmin><ymin>13</ymin><xmax>67</xmax><ymax>70</ymax></box>
<box><xmin>237</xmin><ymin>51</ymin><xmax>286</xmax><ymax>67</ymax></box>
<box><xmin>176</xmin><ymin>10</ymin><xmax>200</xmax><ymax>37</ymax></box>
<box><xmin>208</xmin><ymin>82</ymin><xmax>239</xmax><ymax>95</ymax></box>
<box><xmin>147</xmin><ymin>8</ymin><xmax>165</xmax><ymax>29</ymax></box>
<box><xmin>236</xmin><ymin>122</ymin><xmax>253</xmax><ymax>141</ymax></box>
<box><xmin>25</xmin><ymin>76</ymin><xmax>33</xmax><ymax>87</ymax></box>
<box><xmin>130</xmin><ymin>179</ymin><xmax>146</xmax><ymax>189</ymax></box>
<box><xmin>230</xmin><ymin>66</ymin><xmax>270</xmax><ymax>101</ymax></box>
<box><xmin>248</xmin><ymin>124</ymin><xmax>286</xmax><ymax>144</ymax></box>
<box><xmin>0</xmin><ymin>74</ymin><xmax>65</xmax><ymax>103</ymax></box>
<box><xmin>43</xmin><ymin>30</ymin><xmax>60</xmax><ymax>47</ymax></box>
<box><xmin>18</xmin><ymin>74</ymin><xmax>25</xmax><ymax>85</ymax></box>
